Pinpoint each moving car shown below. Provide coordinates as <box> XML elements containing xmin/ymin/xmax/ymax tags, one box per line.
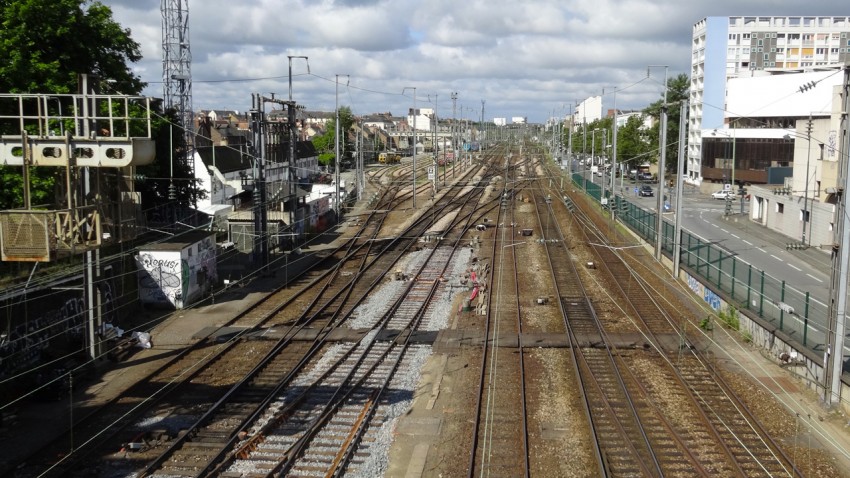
<box><xmin>711</xmin><ymin>190</ymin><xmax>735</xmax><ymax>200</ymax></box>
<box><xmin>639</xmin><ymin>185</ymin><xmax>654</xmax><ymax>197</ymax></box>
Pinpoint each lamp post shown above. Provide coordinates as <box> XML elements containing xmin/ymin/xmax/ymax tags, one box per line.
<box><xmin>403</xmin><ymin>87</ymin><xmax>417</xmax><ymax>208</ymax></box>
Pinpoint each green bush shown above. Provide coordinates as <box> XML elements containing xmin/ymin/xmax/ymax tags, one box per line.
<box><xmin>718</xmin><ymin>306</ymin><xmax>740</xmax><ymax>331</ymax></box>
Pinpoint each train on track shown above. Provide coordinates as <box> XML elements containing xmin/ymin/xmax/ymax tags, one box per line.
<box><xmin>378</xmin><ymin>151</ymin><xmax>402</xmax><ymax>164</ymax></box>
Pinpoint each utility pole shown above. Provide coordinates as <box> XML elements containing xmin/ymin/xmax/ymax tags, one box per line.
<box><xmin>649</xmin><ymin>65</ymin><xmax>669</xmax><ymax>260</ymax></box>
<box><xmin>824</xmin><ymin>62</ymin><xmax>850</xmax><ymax>408</ymax></box>
<box><xmin>403</xmin><ymin>87</ymin><xmax>418</xmax><ymax>208</ymax></box>
<box><xmin>451</xmin><ymin>92</ymin><xmax>458</xmax><ymax>179</ymax></box>
<box><xmin>250</xmin><ymin>94</ymin><xmax>268</xmax><ymax>273</ymax></box>
<box><xmin>803</xmin><ymin>113</ymin><xmax>813</xmax><ymax>246</ymax></box>
<box><xmin>673</xmin><ymin>100</ymin><xmax>688</xmax><ymax>278</ymax></box>
<box><xmin>582</xmin><ymin>102</ymin><xmax>587</xmax><ymax>187</ymax></box>
<box><xmin>287</xmin><ymin>56</ymin><xmax>308</xmax><ymax>237</ymax></box>
<box><xmin>607</xmin><ymin>88</ymin><xmax>618</xmax><ymax>219</ymax></box>
<box><xmin>568</xmin><ymin>104</ymin><xmax>574</xmax><ymax>170</ymax></box>
<box><xmin>334</xmin><ymin>75</ymin><xmax>349</xmax><ymax>218</ymax></box>
<box><xmin>480</xmin><ymin>100</ymin><xmax>485</xmax><ymax>150</ymax></box>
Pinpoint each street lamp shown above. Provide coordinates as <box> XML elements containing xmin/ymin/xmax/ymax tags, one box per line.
<box><xmin>403</xmin><ymin>87</ymin><xmax>417</xmax><ymax>208</ymax></box>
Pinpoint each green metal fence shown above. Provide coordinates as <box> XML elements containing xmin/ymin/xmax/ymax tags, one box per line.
<box><xmin>571</xmin><ymin>173</ymin><xmax>827</xmax><ymax>354</ymax></box>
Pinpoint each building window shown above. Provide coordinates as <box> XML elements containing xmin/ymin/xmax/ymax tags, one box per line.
<box><xmin>802</xmin><ymin>210</ymin><xmax>810</xmax><ymax>223</ymax></box>
<box><xmin>777</xmin><ymin>203</ymin><xmax>784</xmax><ymax>214</ymax></box>
<box><xmin>743</xmin><ymin>33</ymin><xmax>751</xmax><ymax>40</ymax></box>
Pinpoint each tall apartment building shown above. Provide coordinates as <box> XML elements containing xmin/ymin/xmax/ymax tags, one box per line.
<box><xmin>688</xmin><ymin>16</ymin><xmax>850</xmax><ymax>182</ymax></box>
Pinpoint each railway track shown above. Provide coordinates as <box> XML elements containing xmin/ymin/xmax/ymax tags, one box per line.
<box><xmin>533</xmin><ymin>181</ymin><xmax>697</xmax><ymax>476</ymax></box>
<box><xmin>534</xmin><ymin>161</ymin><xmax>803</xmax><ymax>476</ymax></box>
<box><xmin>467</xmin><ymin>148</ymin><xmax>531</xmax><ymax>478</ymax></box>
<box><xmin>570</xmin><ymin>191</ymin><xmax>801</xmax><ymax>477</ymax></box>
<box><xmin>200</xmin><ymin>156</ymin><xmax>503</xmax><ymax>477</ymax></box>
<box><xmin>7</xmin><ymin>157</ymin><xmax>496</xmax><ymax>477</ymax></box>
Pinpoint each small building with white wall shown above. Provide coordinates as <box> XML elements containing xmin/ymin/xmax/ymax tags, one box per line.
<box><xmin>135</xmin><ymin>231</ymin><xmax>217</xmax><ymax>309</ymax></box>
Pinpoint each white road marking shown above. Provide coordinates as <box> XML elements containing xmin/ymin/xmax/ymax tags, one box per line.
<box><xmin>731</xmin><ymin>234</ymin><xmax>740</xmax><ymax>239</ymax></box>
<box><xmin>770</xmin><ymin>254</ymin><xmax>782</xmax><ymax>261</ymax></box>
<box><xmin>807</xmin><ymin>273</ymin><xmax>824</xmax><ymax>283</ymax></box>
<box><xmin>788</xmin><ymin>264</ymin><xmax>802</xmax><ymax>272</ymax></box>
<box><xmin>757</xmin><ymin>247</ymin><xmax>767</xmax><ymax>253</ymax></box>
<box><xmin>743</xmin><ymin>240</ymin><xmax>753</xmax><ymax>245</ymax></box>
<box><xmin>720</xmin><ymin>228</ymin><xmax>729</xmax><ymax>233</ymax></box>
<box><xmin>711</xmin><ymin>223</ymin><xmax>719</xmax><ymax>228</ymax></box>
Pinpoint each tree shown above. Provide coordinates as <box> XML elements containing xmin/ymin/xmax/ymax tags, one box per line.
<box><xmin>0</xmin><ymin>0</ymin><xmax>145</xmax><ymax>209</ymax></box>
<box><xmin>135</xmin><ymin>108</ymin><xmax>205</xmax><ymax>208</ymax></box>
<box><xmin>616</xmin><ymin>115</ymin><xmax>652</xmax><ymax>168</ymax></box>
<box><xmin>574</xmin><ymin>118</ymin><xmax>613</xmax><ymax>157</ymax></box>
<box><xmin>0</xmin><ymin>0</ymin><xmax>143</xmax><ymax>95</ymax></box>
<box><xmin>311</xmin><ymin>106</ymin><xmax>354</xmax><ymax>168</ymax></box>
<box><xmin>643</xmin><ymin>73</ymin><xmax>689</xmax><ymax>173</ymax></box>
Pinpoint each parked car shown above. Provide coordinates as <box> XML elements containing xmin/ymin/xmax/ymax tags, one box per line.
<box><xmin>711</xmin><ymin>190</ymin><xmax>734</xmax><ymax>200</ymax></box>
<box><xmin>639</xmin><ymin>185</ymin><xmax>654</xmax><ymax>197</ymax></box>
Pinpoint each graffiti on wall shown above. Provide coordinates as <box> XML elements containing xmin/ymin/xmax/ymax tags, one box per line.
<box><xmin>136</xmin><ymin>235</ymin><xmax>217</xmax><ymax>309</ymax></box>
<box><xmin>137</xmin><ymin>252</ymin><xmax>183</xmax><ymax>308</ymax></box>
<box><xmin>0</xmin><ymin>274</ymin><xmax>120</xmax><ymax>378</ymax></box>
<box><xmin>686</xmin><ymin>273</ymin><xmax>722</xmax><ymax>311</ymax></box>
<box><xmin>185</xmin><ymin>235</ymin><xmax>217</xmax><ymax>305</ymax></box>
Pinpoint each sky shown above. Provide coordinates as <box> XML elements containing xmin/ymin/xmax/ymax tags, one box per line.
<box><xmin>103</xmin><ymin>1</ymin><xmax>849</xmax><ymax>124</ymax></box>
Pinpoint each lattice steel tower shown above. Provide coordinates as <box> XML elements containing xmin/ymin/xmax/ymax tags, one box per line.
<box><xmin>161</xmin><ymin>0</ymin><xmax>194</xmax><ymax>166</ymax></box>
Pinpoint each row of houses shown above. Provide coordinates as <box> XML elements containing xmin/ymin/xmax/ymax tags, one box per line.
<box><xmin>185</xmin><ymin>106</ymin><xmax>468</xmax><ymax>258</ymax></box>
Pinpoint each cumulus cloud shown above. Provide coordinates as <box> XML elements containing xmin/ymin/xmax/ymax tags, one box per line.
<box><xmin>105</xmin><ymin>0</ymin><xmax>848</xmax><ymax>122</ymax></box>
